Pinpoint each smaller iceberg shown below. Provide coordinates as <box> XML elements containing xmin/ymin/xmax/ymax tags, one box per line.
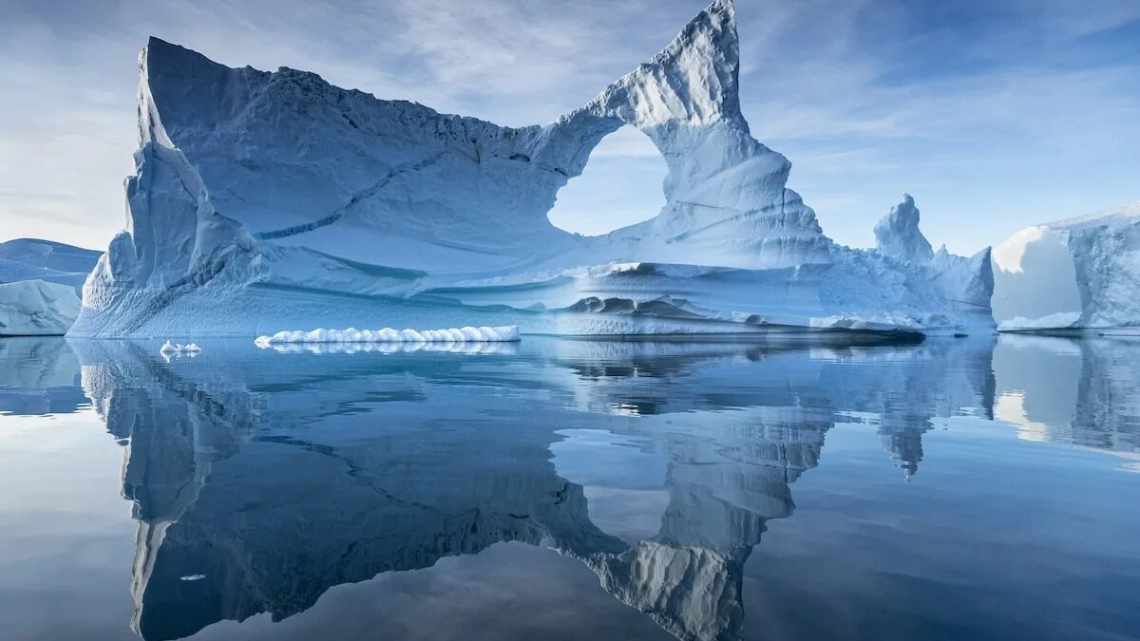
<box><xmin>159</xmin><ymin>340</ymin><xmax>202</xmax><ymax>362</ymax></box>
<box><xmin>254</xmin><ymin>325</ymin><xmax>520</xmax><ymax>348</ymax></box>
<box><xmin>0</xmin><ymin>279</ymin><xmax>81</xmax><ymax>336</ymax></box>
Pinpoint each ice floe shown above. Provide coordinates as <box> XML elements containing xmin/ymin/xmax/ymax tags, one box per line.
<box><xmin>254</xmin><ymin>326</ymin><xmax>520</xmax><ymax>348</ymax></box>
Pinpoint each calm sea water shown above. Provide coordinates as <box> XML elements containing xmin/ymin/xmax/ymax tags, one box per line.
<box><xmin>1</xmin><ymin>334</ymin><xmax>1138</xmax><ymax>641</ymax></box>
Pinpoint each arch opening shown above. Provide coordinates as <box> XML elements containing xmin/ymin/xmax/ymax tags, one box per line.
<box><xmin>547</xmin><ymin>126</ymin><xmax>668</xmax><ymax>237</ymax></box>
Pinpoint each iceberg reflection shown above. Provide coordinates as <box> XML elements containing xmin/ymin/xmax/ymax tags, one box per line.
<box><xmin>65</xmin><ymin>335</ymin><xmax>1008</xmax><ymax>641</ymax></box>
<box><xmin>0</xmin><ymin>337</ymin><xmax>87</xmax><ymax>415</ymax></box>
<box><xmin>994</xmin><ymin>334</ymin><xmax>1140</xmax><ymax>465</ymax></box>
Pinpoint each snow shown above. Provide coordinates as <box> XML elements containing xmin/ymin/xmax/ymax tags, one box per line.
<box><xmin>993</xmin><ymin>203</ymin><xmax>1140</xmax><ymax>329</ymax></box>
<box><xmin>254</xmin><ymin>325</ymin><xmax>520</xmax><ymax>347</ymax></box>
<box><xmin>0</xmin><ymin>280</ymin><xmax>82</xmax><ymax>336</ymax></box>
<box><xmin>998</xmin><ymin>312</ymin><xmax>1081</xmax><ymax>332</ymax></box>
<box><xmin>69</xmin><ymin>0</ymin><xmax>996</xmax><ymax>339</ymax></box>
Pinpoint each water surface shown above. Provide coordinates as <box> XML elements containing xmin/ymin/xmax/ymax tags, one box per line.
<box><xmin>1</xmin><ymin>334</ymin><xmax>1137</xmax><ymax>641</ymax></box>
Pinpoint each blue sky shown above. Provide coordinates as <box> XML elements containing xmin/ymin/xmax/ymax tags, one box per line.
<box><xmin>1</xmin><ymin>0</ymin><xmax>1138</xmax><ymax>255</ymax></box>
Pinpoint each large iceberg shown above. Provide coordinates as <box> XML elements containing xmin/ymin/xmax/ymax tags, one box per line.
<box><xmin>0</xmin><ymin>280</ymin><xmax>82</xmax><ymax>336</ymax></box>
<box><xmin>993</xmin><ymin>203</ymin><xmax>1140</xmax><ymax>331</ymax></box>
<box><xmin>70</xmin><ymin>0</ymin><xmax>993</xmax><ymax>339</ymax></box>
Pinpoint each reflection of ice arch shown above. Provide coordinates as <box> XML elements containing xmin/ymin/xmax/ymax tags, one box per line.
<box><xmin>72</xmin><ymin>335</ymin><xmax>998</xmax><ymax>641</ymax></box>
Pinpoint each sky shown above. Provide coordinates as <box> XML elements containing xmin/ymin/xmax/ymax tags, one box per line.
<box><xmin>1</xmin><ymin>0</ymin><xmax>1138</xmax><ymax>255</ymax></box>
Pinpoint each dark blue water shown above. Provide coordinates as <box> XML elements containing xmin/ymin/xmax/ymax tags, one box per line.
<box><xmin>1</xmin><ymin>335</ymin><xmax>1137</xmax><ymax>641</ymax></box>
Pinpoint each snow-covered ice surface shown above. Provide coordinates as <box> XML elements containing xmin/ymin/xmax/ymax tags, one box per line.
<box><xmin>993</xmin><ymin>203</ymin><xmax>1140</xmax><ymax>330</ymax></box>
<box><xmin>0</xmin><ymin>280</ymin><xmax>82</xmax><ymax>336</ymax></box>
<box><xmin>69</xmin><ymin>0</ymin><xmax>994</xmax><ymax>339</ymax></box>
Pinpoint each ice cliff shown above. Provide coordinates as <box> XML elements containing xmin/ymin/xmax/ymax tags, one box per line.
<box><xmin>993</xmin><ymin>203</ymin><xmax>1140</xmax><ymax>331</ymax></box>
<box><xmin>70</xmin><ymin>0</ymin><xmax>994</xmax><ymax>338</ymax></box>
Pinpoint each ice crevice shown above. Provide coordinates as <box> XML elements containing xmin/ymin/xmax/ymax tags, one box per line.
<box><xmin>255</xmin><ymin>151</ymin><xmax>449</xmax><ymax>241</ymax></box>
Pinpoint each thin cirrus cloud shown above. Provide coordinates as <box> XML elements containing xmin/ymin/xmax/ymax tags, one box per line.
<box><xmin>0</xmin><ymin>0</ymin><xmax>1137</xmax><ymax>255</ymax></box>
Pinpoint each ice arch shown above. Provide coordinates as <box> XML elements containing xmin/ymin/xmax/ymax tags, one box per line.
<box><xmin>547</xmin><ymin>126</ymin><xmax>667</xmax><ymax>237</ymax></box>
<box><xmin>71</xmin><ymin>0</ymin><xmax>997</xmax><ymax>338</ymax></box>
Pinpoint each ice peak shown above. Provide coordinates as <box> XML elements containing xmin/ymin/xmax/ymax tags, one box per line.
<box><xmin>585</xmin><ymin>0</ymin><xmax>742</xmax><ymax>128</ymax></box>
<box><xmin>875</xmin><ymin>194</ymin><xmax>934</xmax><ymax>263</ymax></box>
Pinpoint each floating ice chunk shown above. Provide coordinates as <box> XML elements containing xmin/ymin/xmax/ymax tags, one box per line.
<box><xmin>159</xmin><ymin>339</ymin><xmax>202</xmax><ymax>361</ymax></box>
<box><xmin>998</xmin><ymin>312</ymin><xmax>1081</xmax><ymax>332</ymax></box>
<box><xmin>261</xmin><ymin>340</ymin><xmax>518</xmax><ymax>356</ymax></box>
<box><xmin>809</xmin><ymin>315</ymin><xmax>921</xmax><ymax>332</ymax></box>
<box><xmin>254</xmin><ymin>325</ymin><xmax>520</xmax><ymax>347</ymax></box>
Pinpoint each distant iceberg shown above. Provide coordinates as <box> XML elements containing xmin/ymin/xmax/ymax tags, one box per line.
<box><xmin>0</xmin><ymin>280</ymin><xmax>81</xmax><ymax>336</ymax></box>
<box><xmin>68</xmin><ymin>0</ymin><xmax>994</xmax><ymax>339</ymax></box>
<box><xmin>0</xmin><ymin>238</ymin><xmax>101</xmax><ymax>290</ymax></box>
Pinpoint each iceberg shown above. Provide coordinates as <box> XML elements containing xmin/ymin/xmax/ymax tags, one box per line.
<box><xmin>69</xmin><ymin>0</ymin><xmax>994</xmax><ymax>339</ymax></box>
<box><xmin>0</xmin><ymin>238</ymin><xmax>101</xmax><ymax>290</ymax></box>
<box><xmin>993</xmin><ymin>203</ymin><xmax>1140</xmax><ymax>331</ymax></box>
<box><xmin>0</xmin><ymin>279</ymin><xmax>82</xmax><ymax>336</ymax></box>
